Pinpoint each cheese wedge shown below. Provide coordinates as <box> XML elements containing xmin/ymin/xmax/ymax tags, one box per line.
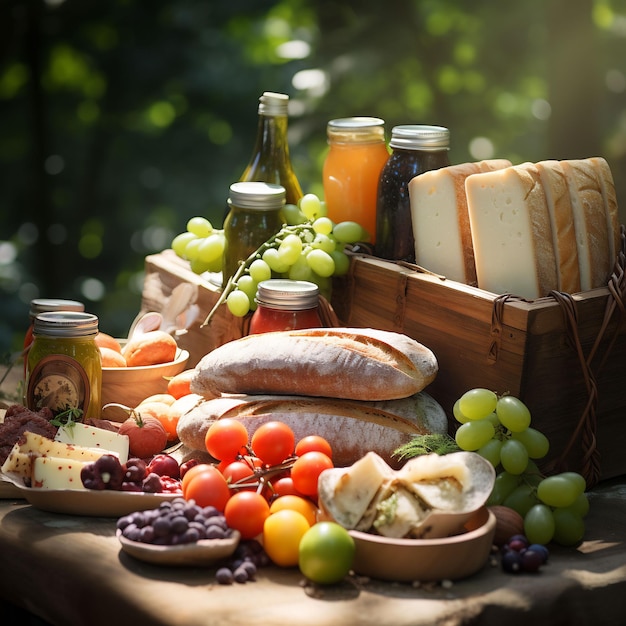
<box><xmin>55</xmin><ymin>423</ymin><xmax>129</xmax><ymax>464</ymax></box>
<box><xmin>32</xmin><ymin>456</ymin><xmax>89</xmax><ymax>490</ymax></box>
<box><xmin>560</xmin><ymin>159</ymin><xmax>611</xmax><ymax>291</ymax></box>
<box><xmin>465</xmin><ymin>164</ymin><xmax>559</xmax><ymax>299</ymax></box>
<box><xmin>531</xmin><ymin>160</ymin><xmax>581</xmax><ymax>293</ymax></box>
<box><xmin>409</xmin><ymin>159</ymin><xmax>511</xmax><ymax>284</ymax></box>
<box><xmin>589</xmin><ymin>156</ymin><xmax>621</xmax><ymax>266</ymax></box>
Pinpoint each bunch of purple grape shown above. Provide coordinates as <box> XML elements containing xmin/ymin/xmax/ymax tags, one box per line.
<box><xmin>500</xmin><ymin>534</ymin><xmax>550</xmax><ymax>573</ymax></box>
<box><xmin>215</xmin><ymin>539</ymin><xmax>270</xmax><ymax>585</ymax></box>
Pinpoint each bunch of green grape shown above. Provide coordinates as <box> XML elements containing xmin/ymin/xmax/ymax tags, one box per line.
<box><xmin>171</xmin><ymin>217</ymin><xmax>226</xmax><ymax>275</ymax></box>
<box><xmin>171</xmin><ymin>193</ymin><xmax>367</xmax><ymax>320</ymax></box>
<box><xmin>454</xmin><ymin>388</ymin><xmax>589</xmax><ymax>547</ymax></box>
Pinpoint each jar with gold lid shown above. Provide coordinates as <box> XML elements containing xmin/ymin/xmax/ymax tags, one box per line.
<box><xmin>26</xmin><ymin>311</ymin><xmax>102</xmax><ymax>421</ymax></box>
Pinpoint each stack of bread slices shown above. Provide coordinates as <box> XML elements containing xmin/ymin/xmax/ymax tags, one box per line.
<box><xmin>410</xmin><ymin>157</ymin><xmax>621</xmax><ymax>299</ymax></box>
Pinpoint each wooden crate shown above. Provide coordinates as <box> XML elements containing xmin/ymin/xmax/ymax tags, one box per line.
<box><xmin>331</xmin><ymin>254</ymin><xmax>626</xmax><ymax>484</ymax></box>
<box><xmin>141</xmin><ymin>250</ymin><xmax>248</xmax><ymax>367</ymax></box>
<box><xmin>142</xmin><ymin>249</ymin><xmax>626</xmax><ymax>484</ymax></box>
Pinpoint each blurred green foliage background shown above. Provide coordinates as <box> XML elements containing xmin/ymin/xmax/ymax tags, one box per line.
<box><xmin>1</xmin><ymin>0</ymin><xmax>625</xmax><ymax>360</ymax></box>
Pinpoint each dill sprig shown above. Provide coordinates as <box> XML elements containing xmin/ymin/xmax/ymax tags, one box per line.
<box><xmin>393</xmin><ymin>433</ymin><xmax>460</xmax><ymax>462</ymax></box>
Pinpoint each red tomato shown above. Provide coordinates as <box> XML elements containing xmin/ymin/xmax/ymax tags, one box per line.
<box><xmin>250</xmin><ymin>421</ymin><xmax>295</xmax><ymax>466</ymax></box>
<box><xmin>205</xmin><ymin>419</ymin><xmax>249</xmax><ymax>461</ymax></box>
<box><xmin>221</xmin><ymin>460</ymin><xmax>259</xmax><ymax>490</ymax></box>
<box><xmin>295</xmin><ymin>435</ymin><xmax>333</xmax><ymax>459</ymax></box>
<box><xmin>182</xmin><ymin>465</ymin><xmax>231</xmax><ymax>511</ymax></box>
<box><xmin>291</xmin><ymin>451</ymin><xmax>334</xmax><ymax>497</ymax></box>
<box><xmin>224</xmin><ymin>491</ymin><xmax>270</xmax><ymax>539</ymax></box>
<box><xmin>269</xmin><ymin>475</ymin><xmax>303</xmax><ymax>499</ymax></box>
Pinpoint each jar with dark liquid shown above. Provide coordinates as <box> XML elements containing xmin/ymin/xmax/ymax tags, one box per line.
<box><xmin>375</xmin><ymin>125</ymin><xmax>450</xmax><ymax>262</ymax></box>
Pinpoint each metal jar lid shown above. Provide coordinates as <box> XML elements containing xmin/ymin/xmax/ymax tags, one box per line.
<box><xmin>228</xmin><ymin>182</ymin><xmax>286</xmax><ymax>211</ymax></box>
<box><xmin>327</xmin><ymin>117</ymin><xmax>386</xmax><ymax>143</ymax></box>
<box><xmin>33</xmin><ymin>311</ymin><xmax>99</xmax><ymax>337</ymax></box>
<box><xmin>29</xmin><ymin>298</ymin><xmax>85</xmax><ymax>319</ymax></box>
<box><xmin>389</xmin><ymin>125</ymin><xmax>450</xmax><ymax>151</ymax></box>
<box><xmin>258</xmin><ymin>92</ymin><xmax>289</xmax><ymax>116</ymax></box>
<box><xmin>256</xmin><ymin>279</ymin><xmax>320</xmax><ymax>310</ymax></box>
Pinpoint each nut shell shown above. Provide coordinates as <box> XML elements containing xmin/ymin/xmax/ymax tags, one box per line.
<box><xmin>488</xmin><ymin>505</ymin><xmax>525</xmax><ymax>546</ymax></box>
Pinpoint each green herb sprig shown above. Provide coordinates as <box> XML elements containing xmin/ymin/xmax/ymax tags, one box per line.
<box><xmin>393</xmin><ymin>433</ymin><xmax>460</xmax><ymax>462</ymax></box>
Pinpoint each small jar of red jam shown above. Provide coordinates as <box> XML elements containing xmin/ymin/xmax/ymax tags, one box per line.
<box><xmin>249</xmin><ymin>279</ymin><xmax>322</xmax><ymax>334</ymax></box>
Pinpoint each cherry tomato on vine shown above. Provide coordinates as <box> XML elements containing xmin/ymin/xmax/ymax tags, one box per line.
<box><xmin>221</xmin><ymin>460</ymin><xmax>257</xmax><ymax>489</ymax></box>
<box><xmin>269</xmin><ymin>475</ymin><xmax>303</xmax><ymax>499</ymax></box>
<box><xmin>204</xmin><ymin>418</ymin><xmax>249</xmax><ymax>461</ymax></box>
<box><xmin>250</xmin><ymin>421</ymin><xmax>295</xmax><ymax>466</ymax></box>
<box><xmin>224</xmin><ymin>491</ymin><xmax>270</xmax><ymax>539</ymax></box>
<box><xmin>291</xmin><ymin>451</ymin><xmax>334</xmax><ymax>497</ymax></box>
<box><xmin>182</xmin><ymin>464</ymin><xmax>231</xmax><ymax>511</ymax></box>
<box><xmin>295</xmin><ymin>435</ymin><xmax>333</xmax><ymax>459</ymax></box>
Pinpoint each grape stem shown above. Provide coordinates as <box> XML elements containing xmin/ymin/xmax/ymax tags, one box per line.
<box><xmin>200</xmin><ymin>223</ymin><xmax>315</xmax><ymax>328</ymax></box>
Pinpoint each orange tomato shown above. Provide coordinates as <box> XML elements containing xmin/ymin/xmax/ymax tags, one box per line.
<box><xmin>269</xmin><ymin>495</ymin><xmax>318</xmax><ymax>526</ymax></box>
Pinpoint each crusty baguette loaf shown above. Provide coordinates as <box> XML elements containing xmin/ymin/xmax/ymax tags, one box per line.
<box><xmin>466</xmin><ymin>164</ymin><xmax>559</xmax><ymax>299</ymax></box>
<box><xmin>534</xmin><ymin>160</ymin><xmax>581</xmax><ymax>293</ymax></box>
<box><xmin>410</xmin><ymin>159</ymin><xmax>511</xmax><ymax>285</ymax></box>
<box><xmin>191</xmin><ymin>328</ymin><xmax>438</xmax><ymax>401</ymax></box>
<box><xmin>176</xmin><ymin>391</ymin><xmax>448</xmax><ymax>452</ymax></box>
<box><xmin>176</xmin><ymin>394</ymin><xmax>435</xmax><ymax>468</ymax></box>
<box><xmin>560</xmin><ymin>159</ymin><xmax>611</xmax><ymax>291</ymax></box>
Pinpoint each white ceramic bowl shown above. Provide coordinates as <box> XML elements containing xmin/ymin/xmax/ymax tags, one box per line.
<box><xmin>348</xmin><ymin>506</ymin><xmax>496</xmax><ymax>583</ymax></box>
<box><xmin>101</xmin><ymin>348</ymin><xmax>189</xmax><ymax>421</ymax></box>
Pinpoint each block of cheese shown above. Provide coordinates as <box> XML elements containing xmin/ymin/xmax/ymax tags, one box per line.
<box><xmin>1</xmin><ymin>431</ymin><xmax>105</xmax><ymax>483</ymax></box>
<box><xmin>465</xmin><ymin>164</ymin><xmax>559</xmax><ymax>299</ymax></box>
<box><xmin>409</xmin><ymin>159</ymin><xmax>512</xmax><ymax>284</ymax></box>
<box><xmin>589</xmin><ymin>156</ymin><xmax>621</xmax><ymax>266</ymax></box>
<box><xmin>560</xmin><ymin>159</ymin><xmax>611</xmax><ymax>291</ymax></box>
<box><xmin>55</xmin><ymin>423</ymin><xmax>129</xmax><ymax>464</ymax></box>
<box><xmin>32</xmin><ymin>456</ymin><xmax>89</xmax><ymax>490</ymax></box>
<box><xmin>532</xmin><ymin>160</ymin><xmax>581</xmax><ymax>293</ymax></box>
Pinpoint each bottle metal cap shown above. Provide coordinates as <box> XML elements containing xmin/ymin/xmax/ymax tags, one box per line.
<box><xmin>389</xmin><ymin>125</ymin><xmax>450</xmax><ymax>151</ymax></box>
<box><xmin>258</xmin><ymin>92</ymin><xmax>289</xmax><ymax>116</ymax></box>
<box><xmin>228</xmin><ymin>182</ymin><xmax>286</xmax><ymax>210</ymax></box>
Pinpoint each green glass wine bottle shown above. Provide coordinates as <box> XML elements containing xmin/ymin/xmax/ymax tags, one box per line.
<box><xmin>239</xmin><ymin>91</ymin><xmax>303</xmax><ymax>206</ymax></box>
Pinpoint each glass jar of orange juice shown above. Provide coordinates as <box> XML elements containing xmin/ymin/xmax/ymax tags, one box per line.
<box><xmin>322</xmin><ymin>117</ymin><xmax>389</xmax><ymax>244</ymax></box>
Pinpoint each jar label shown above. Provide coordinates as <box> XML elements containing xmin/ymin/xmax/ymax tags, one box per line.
<box><xmin>26</xmin><ymin>354</ymin><xmax>91</xmax><ymax>417</ymax></box>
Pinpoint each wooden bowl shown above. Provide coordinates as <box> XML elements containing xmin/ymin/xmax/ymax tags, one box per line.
<box><xmin>348</xmin><ymin>506</ymin><xmax>496</xmax><ymax>583</ymax></box>
<box><xmin>101</xmin><ymin>348</ymin><xmax>189</xmax><ymax>421</ymax></box>
<box><xmin>117</xmin><ymin>529</ymin><xmax>240</xmax><ymax>566</ymax></box>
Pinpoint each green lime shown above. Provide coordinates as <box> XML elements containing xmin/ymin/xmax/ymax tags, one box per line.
<box><xmin>298</xmin><ymin>521</ymin><xmax>355</xmax><ymax>585</ymax></box>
